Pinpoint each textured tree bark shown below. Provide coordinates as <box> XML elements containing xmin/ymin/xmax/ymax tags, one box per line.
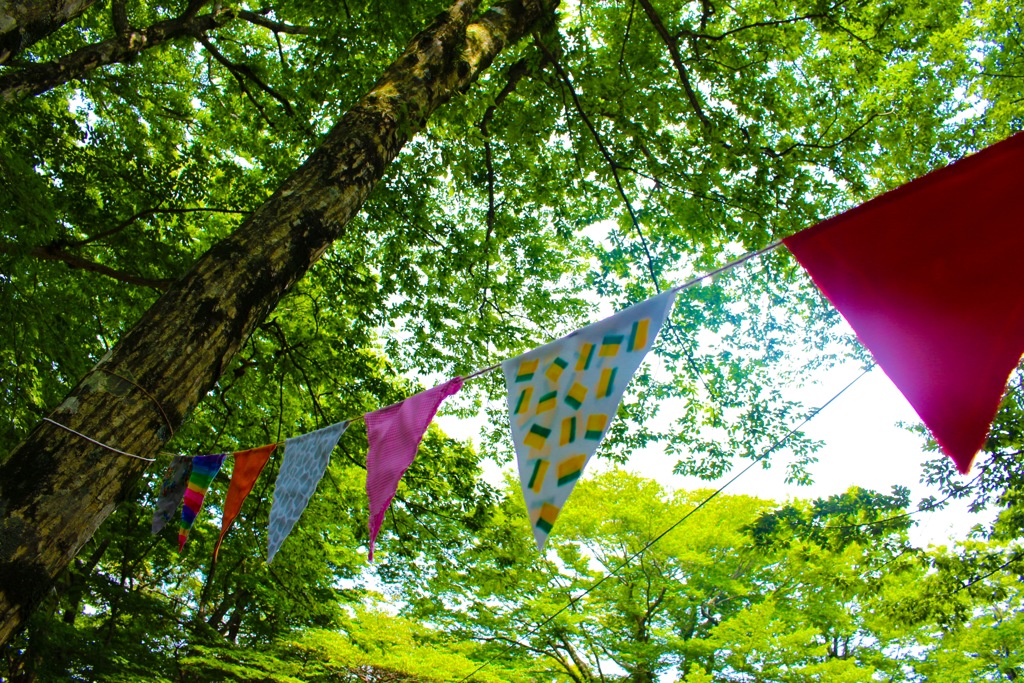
<box><xmin>0</xmin><ymin>0</ymin><xmax>97</xmax><ymax>64</ymax></box>
<box><xmin>0</xmin><ymin>0</ymin><xmax>558</xmax><ymax>645</ymax></box>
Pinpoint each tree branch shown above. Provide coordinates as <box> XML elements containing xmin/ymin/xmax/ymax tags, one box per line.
<box><xmin>533</xmin><ymin>34</ymin><xmax>661</xmax><ymax>290</ymax></box>
<box><xmin>273</xmin><ymin>30</ymin><xmax>288</xmax><ymax>70</ymax></box>
<box><xmin>0</xmin><ymin>7</ymin><xmax>232</xmax><ymax>102</ymax></box>
<box><xmin>480</xmin><ymin>634</ymin><xmax>584</xmax><ymax>682</ymax></box>
<box><xmin>110</xmin><ymin>0</ymin><xmax>129</xmax><ymax>34</ymax></box>
<box><xmin>199</xmin><ymin>34</ymin><xmax>295</xmax><ymax>117</ymax></box>
<box><xmin>776</xmin><ymin>111</ymin><xmax>890</xmax><ymax>157</ymax></box>
<box><xmin>635</xmin><ymin>0</ymin><xmax>711</xmax><ymax>129</ymax></box>
<box><xmin>677</xmin><ymin>12</ymin><xmax>828</xmax><ymax>41</ymax></box>
<box><xmin>617</xmin><ymin>0</ymin><xmax>636</xmax><ymax>71</ymax></box>
<box><xmin>183</xmin><ymin>0</ymin><xmax>212</xmax><ymax>21</ymax></box>
<box><xmin>238</xmin><ymin>10</ymin><xmax>312</xmax><ymax>35</ymax></box>
<box><xmin>952</xmin><ymin>551</ymin><xmax>1024</xmax><ymax>595</ymax></box>
<box><xmin>27</xmin><ymin>245</ymin><xmax>173</xmax><ymax>289</ymax></box>
<box><xmin>478</xmin><ymin>58</ymin><xmax>532</xmax><ymax>254</ymax></box>
<box><xmin>556</xmin><ymin>630</ymin><xmax>597</xmax><ymax>681</ymax></box>
<box><xmin>67</xmin><ymin>206</ymin><xmax>248</xmax><ymax>248</ymax></box>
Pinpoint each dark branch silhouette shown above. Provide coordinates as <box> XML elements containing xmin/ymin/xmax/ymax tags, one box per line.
<box><xmin>0</xmin><ymin>8</ymin><xmax>231</xmax><ymax>102</ymax></box>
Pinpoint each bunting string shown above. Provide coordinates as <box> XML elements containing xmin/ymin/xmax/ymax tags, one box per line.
<box><xmin>823</xmin><ymin>469</ymin><xmax>983</xmax><ymax>533</ymax></box>
<box><xmin>42</xmin><ymin>417</ymin><xmax>157</xmax><ymax>462</ymax></box>
<box><xmin>26</xmin><ymin>134</ymin><xmax>1024</xmax><ymax>572</ymax></box>
<box><xmin>42</xmin><ymin>238</ymin><xmax>785</xmax><ymax>461</ymax></box>
<box><xmin>667</xmin><ymin>239</ymin><xmax>784</xmax><ymax>294</ymax></box>
<box><xmin>41</xmin><ymin>239</ymin><xmax>791</xmax><ymax>561</ymax></box>
<box><xmin>462</xmin><ymin>239</ymin><xmax>785</xmax><ymax>382</ymax></box>
<box><xmin>15</xmin><ymin>132</ymin><xmax>1022</xmax><ymax>666</ymax></box>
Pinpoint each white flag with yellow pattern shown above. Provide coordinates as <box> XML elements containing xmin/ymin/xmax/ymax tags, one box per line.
<box><xmin>501</xmin><ymin>290</ymin><xmax>678</xmax><ymax>550</ymax></box>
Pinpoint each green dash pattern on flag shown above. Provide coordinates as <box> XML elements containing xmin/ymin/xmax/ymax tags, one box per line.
<box><xmin>501</xmin><ymin>290</ymin><xmax>678</xmax><ymax>550</ymax></box>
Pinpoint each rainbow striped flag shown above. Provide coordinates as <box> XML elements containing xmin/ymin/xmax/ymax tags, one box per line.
<box><xmin>178</xmin><ymin>453</ymin><xmax>227</xmax><ymax>551</ymax></box>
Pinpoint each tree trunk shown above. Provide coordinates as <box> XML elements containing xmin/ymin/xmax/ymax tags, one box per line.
<box><xmin>0</xmin><ymin>0</ymin><xmax>558</xmax><ymax>646</ymax></box>
<box><xmin>0</xmin><ymin>0</ymin><xmax>97</xmax><ymax>64</ymax></box>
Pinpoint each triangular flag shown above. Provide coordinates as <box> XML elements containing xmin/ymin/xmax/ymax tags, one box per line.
<box><xmin>784</xmin><ymin>133</ymin><xmax>1024</xmax><ymax>474</ymax></box>
<box><xmin>178</xmin><ymin>453</ymin><xmax>227</xmax><ymax>551</ymax></box>
<box><xmin>502</xmin><ymin>290</ymin><xmax>678</xmax><ymax>550</ymax></box>
<box><xmin>267</xmin><ymin>421</ymin><xmax>349</xmax><ymax>563</ymax></box>
<box><xmin>152</xmin><ymin>455</ymin><xmax>192</xmax><ymax>535</ymax></box>
<box><xmin>365</xmin><ymin>377</ymin><xmax>464</xmax><ymax>561</ymax></box>
<box><xmin>214</xmin><ymin>443</ymin><xmax>277</xmax><ymax>560</ymax></box>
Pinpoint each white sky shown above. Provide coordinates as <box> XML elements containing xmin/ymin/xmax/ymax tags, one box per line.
<box><xmin>621</xmin><ymin>363</ymin><xmax>985</xmax><ymax>548</ymax></box>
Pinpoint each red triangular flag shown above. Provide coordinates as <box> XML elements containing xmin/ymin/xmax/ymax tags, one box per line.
<box><xmin>364</xmin><ymin>377</ymin><xmax>463</xmax><ymax>561</ymax></box>
<box><xmin>214</xmin><ymin>443</ymin><xmax>277</xmax><ymax>559</ymax></box>
<box><xmin>784</xmin><ymin>133</ymin><xmax>1024</xmax><ymax>474</ymax></box>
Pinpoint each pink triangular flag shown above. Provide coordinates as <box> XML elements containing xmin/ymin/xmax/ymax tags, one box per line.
<box><xmin>365</xmin><ymin>377</ymin><xmax>463</xmax><ymax>560</ymax></box>
<box><xmin>785</xmin><ymin>132</ymin><xmax>1024</xmax><ymax>474</ymax></box>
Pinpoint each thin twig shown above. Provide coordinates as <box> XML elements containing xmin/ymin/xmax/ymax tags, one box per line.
<box><xmin>67</xmin><ymin>206</ymin><xmax>247</xmax><ymax>248</ymax></box>
<box><xmin>199</xmin><ymin>35</ymin><xmax>294</xmax><ymax>117</ymax></box>
<box><xmin>238</xmin><ymin>10</ymin><xmax>312</xmax><ymax>34</ymax></box>
<box><xmin>477</xmin><ymin>58</ymin><xmax>532</xmax><ymax>269</ymax></box>
<box><xmin>618</xmin><ymin>0</ymin><xmax>637</xmax><ymax>71</ymax></box>
<box><xmin>636</xmin><ymin>0</ymin><xmax>711</xmax><ymax>129</ymax></box>
<box><xmin>533</xmin><ymin>34</ymin><xmax>661</xmax><ymax>290</ymax></box>
<box><xmin>678</xmin><ymin>11</ymin><xmax>829</xmax><ymax>42</ymax></box>
<box><xmin>26</xmin><ymin>245</ymin><xmax>174</xmax><ymax>289</ymax></box>
<box><xmin>951</xmin><ymin>551</ymin><xmax>1024</xmax><ymax>595</ymax></box>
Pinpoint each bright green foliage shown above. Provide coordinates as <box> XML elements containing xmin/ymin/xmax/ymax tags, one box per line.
<box><xmin>874</xmin><ymin>540</ymin><xmax>1024</xmax><ymax>682</ymax></box>
<box><xmin>176</xmin><ymin>609</ymin><xmax>532</xmax><ymax>682</ymax></box>
<box><xmin>970</xmin><ymin>0</ymin><xmax>1024</xmax><ymax>140</ymax></box>
<box><xmin>2</xmin><ymin>0</ymin><xmax>1024</xmax><ymax>677</ymax></box>
<box><xmin>397</xmin><ymin>470</ymin><xmax>924</xmax><ymax>682</ymax></box>
<box><xmin>915</xmin><ymin>580</ymin><xmax>1024</xmax><ymax>683</ymax></box>
<box><xmin>395</xmin><ymin>470</ymin><xmax>1022</xmax><ymax>682</ymax></box>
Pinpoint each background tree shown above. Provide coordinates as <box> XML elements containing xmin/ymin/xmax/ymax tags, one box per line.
<box><xmin>396</xmin><ymin>470</ymin><xmax>1013</xmax><ymax>682</ymax></box>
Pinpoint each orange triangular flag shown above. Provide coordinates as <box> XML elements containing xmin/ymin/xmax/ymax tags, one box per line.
<box><xmin>785</xmin><ymin>133</ymin><xmax>1024</xmax><ymax>474</ymax></box>
<box><xmin>214</xmin><ymin>443</ymin><xmax>277</xmax><ymax>559</ymax></box>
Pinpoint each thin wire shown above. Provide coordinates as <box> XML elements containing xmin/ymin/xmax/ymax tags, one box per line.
<box><xmin>93</xmin><ymin>366</ymin><xmax>175</xmax><ymax>437</ymax></box>
<box><xmin>454</xmin><ymin>365</ymin><xmax>872</xmax><ymax>682</ymax></box>
<box><xmin>669</xmin><ymin>240</ymin><xmax>784</xmax><ymax>293</ymax></box>
<box><xmin>822</xmin><ymin>470</ymin><xmax>983</xmax><ymax>533</ymax></box>
<box><xmin>43</xmin><ymin>417</ymin><xmax>157</xmax><ymax>462</ymax></box>
<box><xmin>462</xmin><ymin>241</ymin><xmax>785</xmax><ymax>382</ymax></box>
<box><xmin>465</xmin><ymin>364</ymin><xmax>499</xmax><ymax>381</ymax></box>
<box><xmin>950</xmin><ymin>550</ymin><xmax>1023</xmax><ymax>595</ymax></box>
